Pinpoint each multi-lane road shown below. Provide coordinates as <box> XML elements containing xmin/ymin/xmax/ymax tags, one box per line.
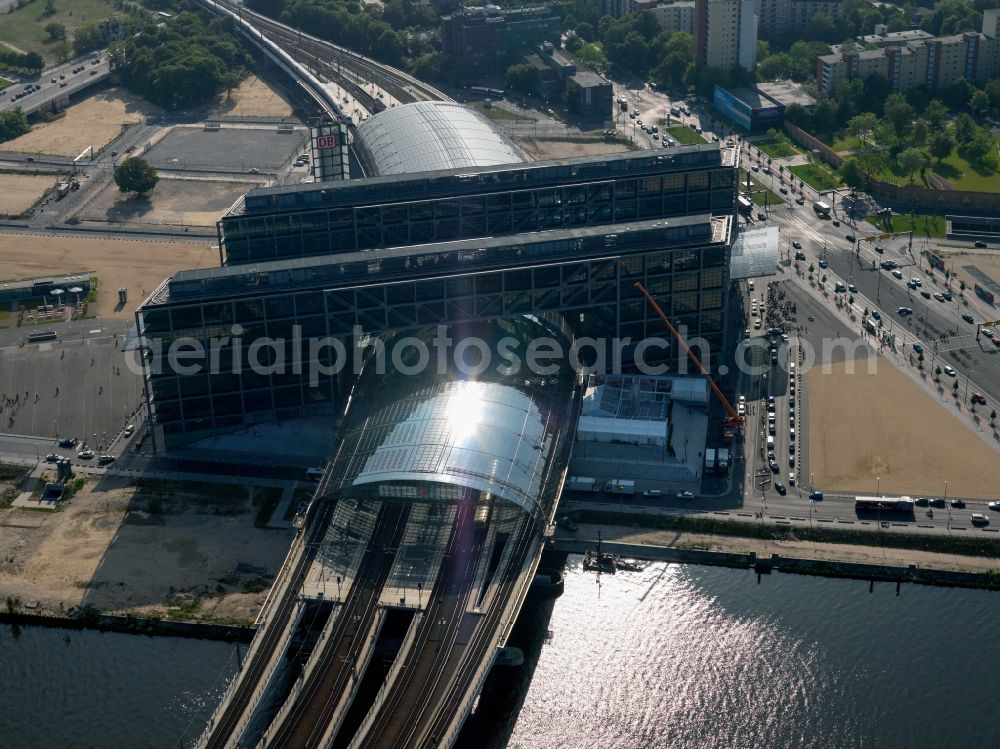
<box><xmin>0</xmin><ymin>55</ymin><xmax>110</xmax><ymax>117</ymax></box>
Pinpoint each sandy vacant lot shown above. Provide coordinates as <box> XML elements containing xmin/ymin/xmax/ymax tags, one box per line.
<box><xmin>0</xmin><ymin>173</ymin><xmax>57</xmax><ymax>216</ymax></box>
<box><xmin>0</xmin><ymin>476</ymin><xmax>294</xmax><ymax>623</ymax></box>
<box><xmin>808</xmin><ymin>360</ymin><xmax>999</xmax><ymax>498</ymax></box>
<box><xmin>0</xmin><ymin>233</ymin><xmax>214</xmax><ymax>318</ymax></box>
<box><xmin>208</xmin><ymin>75</ymin><xmax>296</xmax><ymax>119</ymax></box>
<box><xmin>516</xmin><ymin>138</ymin><xmax>632</xmax><ymax>161</ymax></box>
<box><xmin>943</xmin><ymin>251</ymin><xmax>1000</xmax><ymax>298</ymax></box>
<box><xmin>77</xmin><ymin>177</ymin><xmax>260</xmax><ymax>228</ymax></box>
<box><xmin>1</xmin><ymin>87</ymin><xmax>158</xmax><ymax>158</ymax></box>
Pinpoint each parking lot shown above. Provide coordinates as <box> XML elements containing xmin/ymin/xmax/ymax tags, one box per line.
<box><xmin>143</xmin><ymin>125</ymin><xmax>308</xmax><ymax>173</ymax></box>
<box><xmin>0</xmin><ymin>328</ymin><xmax>143</xmax><ymax>447</ymax></box>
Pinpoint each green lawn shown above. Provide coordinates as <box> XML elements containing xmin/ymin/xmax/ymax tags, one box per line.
<box><xmin>936</xmin><ymin>144</ymin><xmax>1000</xmax><ymax>192</ymax></box>
<box><xmin>755</xmin><ymin>138</ymin><xmax>800</xmax><ymax>159</ymax></box>
<box><xmin>0</xmin><ymin>0</ymin><xmax>120</xmax><ymax>62</ymax></box>
<box><xmin>470</xmin><ymin>101</ymin><xmax>523</xmax><ymax>121</ymax></box>
<box><xmin>739</xmin><ymin>170</ymin><xmax>783</xmax><ymax>208</ymax></box>
<box><xmin>665</xmin><ymin>126</ymin><xmax>706</xmax><ymax>145</ymax></box>
<box><xmin>789</xmin><ymin>162</ymin><xmax>842</xmax><ymax>191</ymax></box>
<box><xmin>0</xmin><ymin>76</ymin><xmax>12</xmax><ymax>88</ymax></box>
<box><xmin>830</xmin><ymin>134</ymin><xmax>864</xmax><ymax>153</ymax></box>
<box><xmin>866</xmin><ymin>212</ymin><xmax>947</xmax><ymax>239</ymax></box>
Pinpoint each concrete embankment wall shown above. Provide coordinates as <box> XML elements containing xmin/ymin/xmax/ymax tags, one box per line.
<box><xmin>0</xmin><ymin>611</ymin><xmax>255</xmax><ymax>642</ymax></box>
<box><xmin>553</xmin><ymin>539</ymin><xmax>1000</xmax><ymax>591</ymax></box>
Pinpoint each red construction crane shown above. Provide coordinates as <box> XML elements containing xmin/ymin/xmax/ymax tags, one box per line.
<box><xmin>633</xmin><ymin>281</ymin><xmax>745</xmax><ymax>437</ymax></box>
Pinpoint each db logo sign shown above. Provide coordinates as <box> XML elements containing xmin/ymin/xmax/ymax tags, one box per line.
<box><xmin>316</xmin><ymin>134</ymin><xmax>338</xmax><ymax>150</ymax></box>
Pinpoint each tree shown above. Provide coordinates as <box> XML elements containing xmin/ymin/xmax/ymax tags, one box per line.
<box><xmin>971</xmin><ymin>89</ymin><xmax>991</xmax><ymax>116</ymax></box>
<box><xmin>220</xmin><ymin>71</ymin><xmax>242</xmax><ymax>101</ymax></box>
<box><xmin>959</xmin><ymin>133</ymin><xmax>999</xmax><ymax>171</ymax></box>
<box><xmin>505</xmin><ymin>63</ymin><xmax>539</xmax><ymax>96</ymax></box>
<box><xmin>43</xmin><ymin>0</ymin><xmax>55</xmax><ymax>15</ymax></box>
<box><xmin>924</xmin><ymin>99</ymin><xmax>948</xmax><ymax>130</ymax></box>
<box><xmin>0</xmin><ymin>108</ymin><xmax>30</xmax><ymax>143</ymax></box>
<box><xmin>929</xmin><ymin>131</ymin><xmax>954</xmax><ymax>162</ymax></box>
<box><xmin>991</xmin><ymin>409</ymin><xmax>997</xmax><ymax>428</ymax></box>
<box><xmin>114</xmin><ymin>157</ymin><xmax>158</xmax><ymax>195</ymax></box>
<box><xmin>73</xmin><ymin>23</ymin><xmax>105</xmax><ymax>55</ymax></box>
<box><xmin>45</xmin><ymin>22</ymin><xmax>66</xmax><ymax>41</ymax></box>
<box><xmin>954</xmin><ymin>113</ymin><xmax>977</xmax><ymax>144</ymax></box>
<box><xmin>898</xmin><ymin>148</ymin><xmax>927</xmax><ymax>184</ymax></box>
<box><xmin>575</xmin><ymin>21</ymin><xmax>595</xmax><ymax>41</ymax></box>
<box><xmin>935</xmin><ymin>365</ymin><xmax>942</xmax><ymax>381</ymax></box>
<box><xmin>840</xmin><ymin>157</ymin><xmax>866</xmax><ymax>193</ymax></box>
<box><xmin>884</xmin><ymin>93</ymin><xmax>914</xmax><ymax>135</ymax></box>
<box><xmin>847</xmin><ymin>112</ymin><xmax>878</xmax><ymax>143</ymax></box>
<box><xmin>912</xmin><ymin>119</ymin><xmax>928</xmax><ymax>147</ymax></box>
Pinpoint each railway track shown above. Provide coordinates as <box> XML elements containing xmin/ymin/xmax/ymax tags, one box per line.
<box><xmin>265</xmin><ymin>503</ymin><xmax>410</xmax><ymax>748</ymax></box>
<box><xmin>200</xmin><ymin>497</ymin><xmax>337</xmax><ymax>749</ymax></box>
<box><xmin>212</xmin><ymin>0</ymin><xmax>449</xmax><ymax>120</ymax></box>
<box><xmin>352</xmin><ymin>502</ymin><xmax>483</xmax><ymax>749</ymax></box>
<box><xmin>416</xmin><ymin>516</ymin><xmax>538</xmax><ymax>748</ymax></box>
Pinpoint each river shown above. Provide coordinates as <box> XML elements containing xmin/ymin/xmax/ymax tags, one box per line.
<box><xmin>2</xmin><ymin>560</ymin><xmax>998</xmax><ymax>748</ymax></box>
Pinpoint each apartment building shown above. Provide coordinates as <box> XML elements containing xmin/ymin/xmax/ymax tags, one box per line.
<box><xmin>652</xmin><ymin>1</ymin><xmax>695</xmax><ymax>35</ymax></box>
<box><xmin>816</xmin><ymin>16</ymin><xmax>1000</xmax><ymax>94</ymax></box>
<box><xmin>695</xmin><ymin>0</ymin><xmax>757</xmax><ymax>71</ymax></box>
<box><xmin>755</xmin><ymin>0</ymin><xmax>843</xmax><ymax>37</ymax></box>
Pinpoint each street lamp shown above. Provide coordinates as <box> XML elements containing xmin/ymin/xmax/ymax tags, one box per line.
<box><xmin>876</xmin><ymin>476</ymin><xmax>880</xmax><ymax>495</ymax></box>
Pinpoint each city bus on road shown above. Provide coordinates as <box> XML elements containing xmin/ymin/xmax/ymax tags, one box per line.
<box><xmin>25</xmin><ymin>330</ymin><xmax>57</xmax><ymax>343</ymax></box>
<box><xmin>737</xmin><ymin>195</ymin><xmax>753</xmax><ymax>215</ymax></box>
<box><xmin>855</xmin><ymin>496</ymin><xmax>915</xmax><ymax>514</ymax></box>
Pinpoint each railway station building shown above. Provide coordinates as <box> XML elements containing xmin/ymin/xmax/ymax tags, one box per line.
<box><xmin>138</xmin><ymin>101</ymin><xmax>740</xmax><ymax>448</ymax></box>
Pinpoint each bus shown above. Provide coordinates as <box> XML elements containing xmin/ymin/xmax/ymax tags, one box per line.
<box><xmin>737</xmin><ymin>195</ymin><xmax>753</xmax><ymax>215</ymax></box>
<box><xmin>470</xmin><ymin>86</ymin><xmax>505</xmax><ymax>99</ymax></box>
<box><xmin>26</xmin><ymin>330</ymin><xmax>57</xmax><ymax>343</ymax></box>
<box><xmin>855</xmin><ymin>496</ymin><xmax>915</xmax><ymax>514</ymax></box>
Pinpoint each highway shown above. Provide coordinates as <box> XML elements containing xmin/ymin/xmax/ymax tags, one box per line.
<box><xmin>0</xmin><ymin>56</ymin><xmax>110</xmax><ymax>117</ymax></box>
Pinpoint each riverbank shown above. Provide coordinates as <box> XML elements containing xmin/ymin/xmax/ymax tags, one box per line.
<box><xmin>557</xmin><ymin>519</ymin><xmax>1000</xmax><ymax>590</ymax></box>
<box><xmin>0</xmin><ymin>608</ymin><xmax>254</xmax><ymax>641</ymax></box>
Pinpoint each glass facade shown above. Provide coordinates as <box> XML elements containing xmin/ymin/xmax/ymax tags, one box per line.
<box><xmin>219</xmin><ymin>147</ymin><xmax>737</xmax><ymax>265</ymax></box>
<box><xmin>324</xmin><ymin>317</ymin><xmax>580</xmax><ymax>519</ymax></box>
<box><xmin>139</xmin><ymin>219</ymin><xmax>729</xmax><ymax>448</ymax></box>
<box><xmin>140</xmin><ymin>147</ymin><xmax>738</xmax><ymax>448</ymax></box>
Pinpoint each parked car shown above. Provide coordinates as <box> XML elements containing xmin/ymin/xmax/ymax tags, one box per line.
<box><xmin>676</xmin><ymin>490</ymin><xmax>695</xmax><ymax>499</ymax></box>
<box><xmin>974</xmin><ymin>240</ymin><xmax>987</xmax><ymax>248</ymax></box>
<box><xmin>809</xmin><ymin>491</ymin><xmax>823</xmax><ymax>501</ymax></box>
<box><xmin>962</xmin><ymin>313</ymin><xmax>975</xmax><ymax>324</ymax></box>
<box><xmin>77</xmin><ymin>449</ymin><xmax>95</xmax><ymax>459</ymax></box>
<box><xmin>929</xmin><ymin>497</ymin><xmax>946</xmax><ymax>508</ymax></box>
<box><xmin>950</xmin><ymin>499</ymin><xmax>966</xmax><ymax>509</ymax></box>
<box><xmin>97</xmin><ymin>455</ymin><xmax>115</xmax><ymax>466</ymax></box>
<box><xmin>774</xmin><ymin>482</ymin><xmax>787</xmax><ymax>495</ymax></box>
<box><xmin>58</xmin><ymin>437</ymin><xmax>77</xmax><ymax>448</ymax></box>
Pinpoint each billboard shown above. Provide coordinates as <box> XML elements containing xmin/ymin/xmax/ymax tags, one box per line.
<box><xmin>310</xmin><ymin>120</ymin><xmax>350</xmax><ymax>182</ymax></box>
<box><xmin>713</xmin><ymin>85</ymin><xmax>751</xmax><ymax>131</ymax></box>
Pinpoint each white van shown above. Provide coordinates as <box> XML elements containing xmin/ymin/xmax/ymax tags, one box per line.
<box><xmin>306</xmin><ymin>467</ymin><xmax>324</xmax><ymax>480</ymax></box>
<box><xmin>766</xmin><ymin>436</ymin><xmax>775</xmax><ymax>449</ymax></box>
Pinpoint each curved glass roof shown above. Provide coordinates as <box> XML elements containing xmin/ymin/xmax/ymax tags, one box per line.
<box><xmin>325</xmin><ymin>317</ymin><xmax>578</xmax><ymax>517</ymax></box>
<box><xmin>356</xmin><ymin>101</ymin><xmax>524</xmax><ymax>176</ymax></box>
